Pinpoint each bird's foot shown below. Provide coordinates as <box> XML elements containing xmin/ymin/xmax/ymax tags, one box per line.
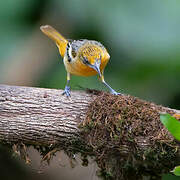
<box><xmin>110</xmin><ymin>89</ymin><xmax>121</xmax><ymax>95</ymax></box>
<box><xmin>62</xmin><ymin>86</ymin><xmax>71</xmax><ymax>97</ymax></box>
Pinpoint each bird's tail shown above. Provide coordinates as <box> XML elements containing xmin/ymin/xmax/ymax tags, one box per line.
<box><xmin>40</xmin><ymin>25</ymin><xmax>68</xmax><ymax>57</ymax></box>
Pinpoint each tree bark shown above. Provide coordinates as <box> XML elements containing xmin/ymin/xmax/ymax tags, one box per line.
<box><xmin>0</xmin><ymin>84</ymin><xmax>95</xmax><ymax>146</ymax></box>
<box><xmin>0</xmin><ymin>84</ymin><xmax>179</xmax><ymax>180</ymax></box>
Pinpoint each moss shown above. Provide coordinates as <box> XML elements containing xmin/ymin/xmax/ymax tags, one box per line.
<box><xmin>80</xmin><ymin>91</ymin><xmax>180</xmax><ymax>179</ymax></box>
<box><xmin>2</xmin><ymin>90</ymin><xmax>179</xmax><ymax>179</ymax></box>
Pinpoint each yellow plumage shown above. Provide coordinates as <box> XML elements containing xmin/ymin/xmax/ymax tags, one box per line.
<box><xmin>40</xmin><ymin>25</ymin><xmax>119</xmax><ymax>96</ymax></box>
<box><xmin>64</xmin><ymin>42</ymin><xmax>110</xmax><ymax>77</ymax></box>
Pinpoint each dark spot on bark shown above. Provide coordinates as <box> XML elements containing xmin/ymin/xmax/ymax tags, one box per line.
<box><xmin>0</xmin><ymin>97</ymin><xmax>6</xmax><ymax>102</ymax></box>
<box><xmin>43</xmin><ymin>92</ymin><xmax>48</xmax><ymax>98</ymax></box>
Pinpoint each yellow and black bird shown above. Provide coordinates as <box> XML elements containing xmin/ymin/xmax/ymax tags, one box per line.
<box><xmin>40</xmin><ymin>25</ymin><xmax>119</xmax><ymax>97</ymax></box>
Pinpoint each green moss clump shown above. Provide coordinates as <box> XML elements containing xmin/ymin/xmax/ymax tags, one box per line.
<box><xmin>80</xmin><ymin>92</ymin><xmax>180</xmax><ymax>179</ymax></box>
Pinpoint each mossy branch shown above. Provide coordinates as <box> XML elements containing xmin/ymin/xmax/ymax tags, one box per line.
<box><xmin>0</xmin><ymin>84</ymin><xmax>180</xmax><ymax>179</ymax></box>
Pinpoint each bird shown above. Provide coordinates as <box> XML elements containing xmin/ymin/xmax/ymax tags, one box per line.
<box><xmin>40</xmin><ymin>25</ymin><xmax>120</xmax><ymax>97</ymax></box>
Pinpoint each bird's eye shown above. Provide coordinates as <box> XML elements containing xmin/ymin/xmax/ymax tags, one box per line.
<box><xmin>71</xmin><ymin>50</ymin><xmax>76</xmax><ymax>58</ymax></box>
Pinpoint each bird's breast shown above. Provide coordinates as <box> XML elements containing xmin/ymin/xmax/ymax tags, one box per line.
<box><xmin>64</xmin><ymin>57</ymin><xmax>98</xmax><ymax>76</ymax></box>
<box><xmin>64</xmin><ymin>57</ymin><xmax>109</xmax><ymax>77</ymax></box>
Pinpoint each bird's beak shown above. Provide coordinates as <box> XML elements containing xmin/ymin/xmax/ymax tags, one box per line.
<box><xmin>89</xmin><ymin>60</ymin><xmax>102</xmax><ymax>77</ymax></box>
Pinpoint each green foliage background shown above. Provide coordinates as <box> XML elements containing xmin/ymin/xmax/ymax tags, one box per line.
<box><xmin>0</xmin><ymin>0</ymin><xmax>179</xmax><ymax>109</ymax></box>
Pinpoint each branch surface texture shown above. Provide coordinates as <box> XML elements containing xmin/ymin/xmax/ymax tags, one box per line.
<box><xmin>0</xmin><ymin>84</ymin><xmax>179</xmax><ymax>180</ymax></box>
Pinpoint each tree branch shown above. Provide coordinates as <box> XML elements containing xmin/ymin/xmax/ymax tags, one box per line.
<box><xmin>0</xmin><ymin>84</ymin><xmax>94</xmax><ymax>146</ymax></box>
<box><xmin>0</xmin><ymin>84</ymin><xmax>179</xmax><ymax>179</ymax></box>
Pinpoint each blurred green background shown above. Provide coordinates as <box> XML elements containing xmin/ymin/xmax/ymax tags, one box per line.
<box><xmin>0</xmin><ymin>0</ymin><xmax>180</xmax><ymax>108</ymax></box>
<box><xmin>0</xmin><ymin>0</ymin><xmax>179</xmax><ymax>179</ymax></box>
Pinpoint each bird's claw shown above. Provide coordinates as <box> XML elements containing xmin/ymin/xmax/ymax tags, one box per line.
<box><xmin>62</xmin><ymin>86</ymin><xmax>71</xmax><ymax>97</ymax></box>
<box><xmin>110</xmin><ymin>89</ymin><xmax>121</xmax><ymax>95</ymax></box>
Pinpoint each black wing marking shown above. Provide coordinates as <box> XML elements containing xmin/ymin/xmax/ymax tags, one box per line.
<box><xmin>66</xmin><ymin>42</ymin><xmax>71</xmax><ymax>62</ymax></box>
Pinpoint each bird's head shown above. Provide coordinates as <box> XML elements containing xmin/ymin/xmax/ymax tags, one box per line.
<box><xmin>86</xmin><ymin>55</ymin><xmax>102</xmax><ymax>76</ymax></box>
<box><xmin>80</xmin><ymin>43</ymin><xmax>110</xmax><ymax>77</ymax></box>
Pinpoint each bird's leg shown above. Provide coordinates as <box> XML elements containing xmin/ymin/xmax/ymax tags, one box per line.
<box><xmin>100</xmin><ymin>73</ymin><xmax>121</xmax><ymax>95</ymax></box>
<box><xmin>87</xmin><ymin>54</ymin><xmax>120</xmax><ymax>95</ymax></box>
<box><xmin>62</xmin><ymin>72</ymin><xmax>71</xmax><ymax>97</ymax></box>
